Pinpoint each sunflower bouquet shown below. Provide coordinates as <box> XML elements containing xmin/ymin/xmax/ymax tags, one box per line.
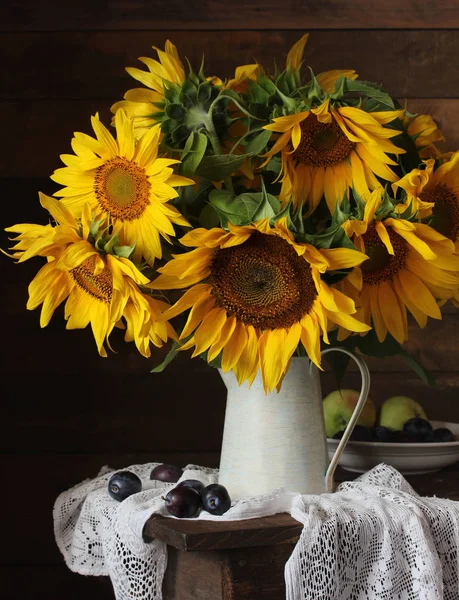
<box><xmin>4</xmin><ymin>34</ymin><xmax>459</xmax><ymax>393</ymax></box>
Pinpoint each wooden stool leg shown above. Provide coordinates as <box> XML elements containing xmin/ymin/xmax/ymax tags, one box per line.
<box><xmin>221</xmin><ymin>545</ymin><xmax>296</xmax><ymax>600</ymax></box>
<box><xmin>162</xmin><ymin>543</ymin><xmax>296</xmax><ymax>600</ymax></box>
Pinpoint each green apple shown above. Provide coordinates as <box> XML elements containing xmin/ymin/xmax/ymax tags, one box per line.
<box><xmin>323</xmin><ymin>389</ymin><xmax>376</xmax><ymax>438</ymax></box>
<box><xmin>379</xmin><ymin>395</ymin><xmax>427</xmax><ymax>431</ymax></box>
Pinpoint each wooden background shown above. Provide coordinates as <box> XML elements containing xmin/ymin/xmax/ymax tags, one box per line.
<box><xmin>2</xmin><ymin>2</ymin><xmax>459</xmax><ymax>597</ymax></box>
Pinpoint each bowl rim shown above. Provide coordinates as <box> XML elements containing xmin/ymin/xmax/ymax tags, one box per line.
<box><xmin>326</xmin><ymin>420</ymin><xmax>459</xmax><ymax>449</ymax></box>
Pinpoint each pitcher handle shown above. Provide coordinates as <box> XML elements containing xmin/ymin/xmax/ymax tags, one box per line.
<box><xmin>312</xmin><ymin>347</ymin><xmax>371</xmax><ymax>492</ymax></box>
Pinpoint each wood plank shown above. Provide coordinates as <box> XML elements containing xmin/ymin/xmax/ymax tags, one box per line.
<box><xmin>162</xmin><ymin>549</ymin><xmax>224</xmax><ymax>600</ymax></box>
<box><xmin>2</xmin><ymin>98</ymin><xmax>459</xmax><ymax>178</ymax></box>
<box><xmin>3</xmin><ymin>30</ymin><xmax>459</xmax><ymax>101</ymax></box>
<box><xmin>0</xmin><ymin>566</ymin><xmax>113</xmax><ymax>600</ymax></box>
<box><xmin>221</xmin><ymin>544</ymin><xmax>295</xmax><ymax>600</ymax></box>
<box><xmin>2</xmin><ymin>1</ymin><xmax>459</xmax><ymax>31</ymax></box>
<box><xmin>146</xmin><ymin>513</ymin><xmax>302</xmax><ymax>552</ymax></box>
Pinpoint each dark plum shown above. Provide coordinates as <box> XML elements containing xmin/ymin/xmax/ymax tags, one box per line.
<box><xmin>349</xmin><ymin>425</ymin><xmax>373</xmax><ymax>442</ymax></box>
<box><xmin>201</xmin><ymin>484</ymin><xmax>231</xmax><ymax>516</ymax></box>
<box><xmin>108</xmin><ymin>470</ymin><xmax>142</xmax><ymax>502</ymax></box>
<box><xmin>163</xmin><ymin>486</ymin><xmax>202</xmax><ymax>518</ymax></box>
<box><xmin>176</xmin><ymin>479</ymin><xmax>205</xmax><ymax>494</ymax></box>
<box><xmin>150</xmin><ymin>463</ymin><xmax>183</xmax><ymax>483</ymax></box>
<box><xmin>332</xmin><ymin>429</ymin><xmax>345</xmax><ymax>440</ymax></box>
<box><xmin>372</xmin><ymin>426</ymin><xmax>395</xmax><ymax>443</ymax></box>
<box><xmin>403</xmin><ymin>418</ymin><xmax>433</xmax><ymax>438</ymax></box>
<box><xmin>392</xmin><ymin>430</ymin><xmax>422</xmax><ymax>443</ymax></box>
<box><xmin>432</xmin><ymin>428</ymin><xmax>455</xmax><ymax>443</ymax></box>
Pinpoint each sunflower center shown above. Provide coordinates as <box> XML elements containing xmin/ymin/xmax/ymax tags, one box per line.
<box><xmin>361</xmin><ymin>223</ymin><xmax>408</xmax><ymax>285</ymax></box>
<box><xmin>210</xmin><ymin>233</ymin><xmax>317</xmax><ymax>329</ymax></box>
<box><xmin>421</xmin><ymin>183</ymin><xmax>459</xmax><ymax>242</ymax></box>
<box><xmin>70</xmin><ymin>255</ymin><xmax>113</xmax><ymax>303</ymax></box>
<box><xmin>293</xmin><ymin>114</ymin><xmax>355</xmax><ymax>167</ymax></box>
<box><xmin>94</xmin><ymin>157</ymin><xmax>151</xmax><ymax>221</ymax></box>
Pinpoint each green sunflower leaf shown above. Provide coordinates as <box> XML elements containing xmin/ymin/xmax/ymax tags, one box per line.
<box><xmin>216</xmin><ymin>88</ymin><xmax>264</xmax><ymax>120</ymax></box>
<box><xmin>321</xmin><ymin>332</ymin><xmax>358</xmax><ymax>389</ymax></box>
<box><xmin>271</xmin><ymin>199</ymin><xmax>295</xmax><ymax>229</ymax></box>
<box><xmin>113</xmin><ymin>244</ymin><xmax>136</xmax><ymax>259</ymax></box>
<box><xmin>307</xmin><ymin>67</ymin><xmax>325</xmax><ymax>101</ymax></box>
<box><xmin>203</xmin><ymin>350</ymin><xmax>222</xmax><ymax>369</ymax></box>
<box><xmin>297</xmin><ymin>224</ymin><xmax>357</xmax><ymax>251</ymax></box>
<box><xmin>331</xmin><ymin>195</ymin><xmax>351</xmax><ymax>226</ymax></box>
<box><xmin>196</xmin><ymin>153</ymin><xmax>250</xmax><ymax>181</ymax></box>
<box><xmin>150</xmin><ymin>340</ymin><xmax>181</xmax><ymax>373</ymax></box>
<box><xmin>208</xmin><ymin>185</ymin><xmax>280</xmax><ymax>228</ymax></box>
<box><xmin>343</xmin><ymin>79</ymin><xmax>395</xmax><ymax>110</ymax></box>
<box><xmin>354</xmin><ymin>331</ymin><xmax>440</xmax><ymax>388</ymax></box>
<box><xmin>208</xmin><ymin>188</ymin><xmax>241</xmax><ymax>227</ymax></box>
<box><xmin>179</xmin><ymin>131</ymin><xmax>208</xmax><ymax>177</ymax></box>
<box><xmin>245</xmin><ymin>129</ymin><xmax>272</xmax><ymax>155</ymax></box>
<box><xmin>376</xmin><ymin>187</ymin><xmax>396</xmax><ymax>218</ymax></box>
<box><xmin>400</xmin><ymin>350</ymin><xmax>441</xmax><ymax>389</ymax></box>
<box><xmin>252</xmin><ymin>180</ymin><xmax>280</xmax><ymax>221</ymax></box>
<box><xmin>166</xmin><ymin>103</ymin><xmax>186</xmax><ymax>120</ymax></box>
<box><xmin>250</xmin><ymin>194</ymin><xmax>277</xmax><ymax>221</ymax></box>
<box><xmin>329</xmin><ymin>75</ymin><xmax>347</xmax><ymax>100</ymax></box>
<box><xmin>199</xmin><ymin>202</ymin><xmax>220</xmax><ymax>229</ymax></box>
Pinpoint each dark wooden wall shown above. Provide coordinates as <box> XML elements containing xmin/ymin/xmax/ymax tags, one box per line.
<box><xmin>2</xmin><ymin>2</ymin><xmax>459</xmax><ymax>598</ymax></box>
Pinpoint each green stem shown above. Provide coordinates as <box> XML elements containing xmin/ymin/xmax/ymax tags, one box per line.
<box><xmin>229</xmin><ymin>127</ymin><xmax>263</xmax><ymax>155</ymax></box>
<box><xmin>204</xmin><ymin>115</ymin><xmax>234</xmax><ymax>194</ymax></box>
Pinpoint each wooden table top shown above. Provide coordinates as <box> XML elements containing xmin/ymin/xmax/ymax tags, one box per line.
<box><xmin>144</xmin><ymin>463</ymin><xmax>459</xmax><ymax>553</ymax></box>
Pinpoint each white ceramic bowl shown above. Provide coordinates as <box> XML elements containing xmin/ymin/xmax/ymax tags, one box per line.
<box><xmin>327</xmin><ymin>420</ymin><xmax>459</xmax><ymax>474</ymax></box>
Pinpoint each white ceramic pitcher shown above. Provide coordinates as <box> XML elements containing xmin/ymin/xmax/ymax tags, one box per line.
<box><xmin>218</xmin><ymin>348</ymin><xmax>371</xmax><ymax>499</ymax></box>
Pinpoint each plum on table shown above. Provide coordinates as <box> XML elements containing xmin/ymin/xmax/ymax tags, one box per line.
<box><xmin>176</xmin><ymin>479</ymin><xmax>205</xmax><ymax>494</ymax></box>
<box><xmin>150</xmin><ymin>463</ymin><xmax>183</xmax><ymax>483</ymax></box>
<box><xmin>108</xmin><ymin>470</ymin><xmax>142</xmax><ymax>502</ymax></box>
<box><xmin>201</xmin><ymin>484</ymin><xmax>231</xmax><ymax>516</ymax></box>
<box><xmin>163</xmin><ymin>486</ymin><xmax>202</xmax><ymax>518</ymax></box>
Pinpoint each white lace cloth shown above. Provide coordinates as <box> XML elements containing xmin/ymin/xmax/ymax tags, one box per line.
<box><xmin>53</xmin><ymin>462</ymin><xmax>459</xmax><ymax>600</ymax></box>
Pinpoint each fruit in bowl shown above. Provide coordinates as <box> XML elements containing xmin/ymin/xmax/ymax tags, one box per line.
<box><xmin>379</xmin><ymin>396</ymin><xmax>427</xmax><ymax>431</ymax></box>
<box><xmin>323</xmin><ymin>389</ymin><xmax>377</xmax><ymax>438</ymax></box>
<box><xmin>329</xmin><ymin>394</ymin><xmax>456</xmax><ymax>444</ymax></box>
<box><xmin>327</xmin><ymin>419</ymin><xmax>459</xmax><ymax>474</ymax></box>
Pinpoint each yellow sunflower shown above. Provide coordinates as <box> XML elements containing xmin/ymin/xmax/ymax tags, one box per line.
<box><xmin>50</xmin><ymin>109</ymin><xmax>193</xmax><ymax>266</ymax></box>
<box><xmin>404</xmin><ymin>112</ymin><xmax>445</xmax><ymax>159</ymax></box>
<box><xmin>394</xmin><ymin>151</ymin><xmax>459</xmax><ymax>307</ymax></box>
<box><xmin>5</xmin><ymin>193</ymin><xmax>175</xmax><ymax>357</ymax></box>
<box><xmin>339</xmin><ymin>188</ymin><xmax>459</xmax><ymax>343</ymax></box>
<box><xmin>226</xmin><ymin>64</ymin><xmax>261</xmax><ymax>93</ymax></box>
<box><xmin>262</xmin><ymin>99</ymin><xmax>406</xmax><ymax>214</ymax></box>
<box><xmin>391</xmin><ymin>158</ymin><xmax>437</xmax><ymax>217</ymax></box>
<box><xmin>394</xmin><ymin>152</ymin><xmax>459</xmax><ymax>237</ymax></box>
<box><xmin>110</xmin><ymin>40</ymin><xmax>185</xmax><ymax>139</ymax></box>
<box><xmin>286</xmin><ymin>33</ymin><xmax>358</xmax><ymax>93</ymax></box>
<box><xmin>149</xmin><ymin>218</ymin><xmax>370</xmax><ymax>392</ymax></box>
